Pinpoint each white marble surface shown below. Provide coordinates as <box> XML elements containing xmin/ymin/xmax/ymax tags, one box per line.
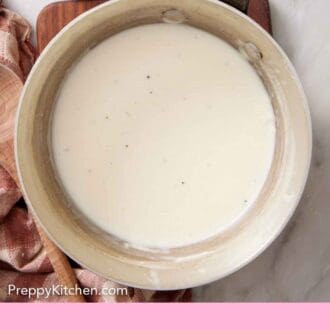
<box><xmin>4</xmin><ymin>0</ymin><xmax>330</xmax><ymax>301</ymax></box>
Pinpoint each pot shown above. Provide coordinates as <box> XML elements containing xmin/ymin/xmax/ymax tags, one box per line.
<box><xmin>16</xmin><ymin>0</ymin><xmax>312</xmax><ymax>289</ymax></box>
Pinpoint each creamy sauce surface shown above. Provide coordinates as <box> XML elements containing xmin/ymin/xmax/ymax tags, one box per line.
<box><xmin>52</xmin><ymin>23</ymin><xmax>275</xmax><ymax>248</ymax></box>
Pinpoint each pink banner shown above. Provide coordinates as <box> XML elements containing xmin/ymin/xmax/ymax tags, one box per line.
<box><xmin>1</xmin><ymin>303</ymin><xmax>329</xmax><ymax>329</ymax></box>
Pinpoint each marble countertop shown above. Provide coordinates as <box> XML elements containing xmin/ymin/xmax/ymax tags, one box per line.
<box><xmin>4</xmin><ymin>0</ymin><xmax>330</xmax><ymax>301</ymax></box>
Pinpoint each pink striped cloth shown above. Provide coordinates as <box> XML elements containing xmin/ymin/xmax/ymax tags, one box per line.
<box><xmin>0</xmin><ymin>5</ymin><xmax>190</xmax><ymax>302</ymax></box>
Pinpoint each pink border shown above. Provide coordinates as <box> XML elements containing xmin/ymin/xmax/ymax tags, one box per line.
<box><xmin>1</xmin><ymin>303</ymin><xmax>329</xmax><ymax>329</ymax></box>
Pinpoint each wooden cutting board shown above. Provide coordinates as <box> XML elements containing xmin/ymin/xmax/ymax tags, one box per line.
<box><xmin>36</xmin><ymin>0</ymin><xmax>272</xmax><ymax>53</ymax></box>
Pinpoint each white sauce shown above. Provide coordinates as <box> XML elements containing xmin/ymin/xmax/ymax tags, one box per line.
<box><xmin>52</xmin><ymin>23</ymin><xmax>275</xmax><ymax>248</ymax></box>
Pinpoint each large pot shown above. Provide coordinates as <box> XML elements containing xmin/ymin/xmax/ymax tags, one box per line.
<box><xmin>16</xmin><ymin>0</ymin><xmax>312</xmax><ymax>289</ymax></box>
